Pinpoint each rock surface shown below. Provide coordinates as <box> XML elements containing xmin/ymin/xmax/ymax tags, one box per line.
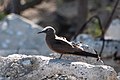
<box><xmin>117</xmin><ymin>72</ymin><xmax>120</xmax><ymax>80</ymax></box>
<box><xmin>0</xmin><ymin>14</ymin><xmax>52</xmax><ymax>56</ymax></box>
<box><xmin>105</xmin><ymin>19</ymin><xmax>120</xmax><ymax>41</ymax></box>
<box><xmin>0</xmin><ymin>54</ymin><xmax>117</xmax><ymax>80</ymax></box>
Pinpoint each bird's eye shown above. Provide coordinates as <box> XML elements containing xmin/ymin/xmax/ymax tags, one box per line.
<box><xmin>47</xmin><ymin>29</ymin><xmax>50</xmax><ymax>31</ymax></box>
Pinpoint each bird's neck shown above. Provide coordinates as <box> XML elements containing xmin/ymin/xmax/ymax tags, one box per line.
<box><xmin>45</xmin><ymin>33</ymin><xmax>56</xmax><ymax>49</ymax></box>
<box><xmin>46</xmin><ymin>33</ymin><xmax>56</xmax><ymax>41</ymax></box>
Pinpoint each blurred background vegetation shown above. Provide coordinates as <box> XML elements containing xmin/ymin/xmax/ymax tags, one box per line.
<box><xmin>0</xmin><ymin>0</ymin><xmax>119</xmax><ymax>40</ymax></box>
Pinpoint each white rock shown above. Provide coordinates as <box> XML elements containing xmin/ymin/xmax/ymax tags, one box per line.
<box><xmin>117</xmin><ymin>76</ymin><xmax>120</xmax><ymax>80</ymax></box>
<box><xmin>105</xmin><ymin>19</ymin><xmax>120</xmax><ymax>41</ymax></box>
<box><xmin>117</xmin><ymin>72</ymin><xmax>120</xmax><ymax>80</ymax></box>
<box><xmin>0</xmin><ymin>54</ymin><xmax>117</xmax><ymax>80</ymax></box>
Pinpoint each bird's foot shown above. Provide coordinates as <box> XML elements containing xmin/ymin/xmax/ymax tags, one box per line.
<box><xmin>97</xmin><ymin>56</ymin><xmax>101</xmax><ymax>61</ymax></box>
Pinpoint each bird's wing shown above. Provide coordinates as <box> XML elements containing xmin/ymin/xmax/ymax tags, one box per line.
<box><xmin>53</xmin><ymin>36</ymin><xmax>99</xmax><ymax>58</ymax></box>
<box><xmin>53</xmin><ymin>39</ymin><xmax>99</xmax><ymax>58</ymax></box>
<box><xmin>52</xmin><ymin>38</ymin><xmax>75</xmax><ymax>53</ymax></box>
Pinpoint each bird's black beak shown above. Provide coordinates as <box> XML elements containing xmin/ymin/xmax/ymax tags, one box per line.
<box><xmin>37</xmin><ymin>31</ymin><xmax>43</xmax><ymax>34</ymax></box>
<box><xmin>37</xmin><ymin>30</ymin><xmax>45</xmax><ymax>34</ymax></box>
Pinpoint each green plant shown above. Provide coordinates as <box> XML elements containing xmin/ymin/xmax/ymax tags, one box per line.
<box><xmin>0</xmin><ymin>12</ymin><xmax>6</xmax><ymax>20</ymax></box>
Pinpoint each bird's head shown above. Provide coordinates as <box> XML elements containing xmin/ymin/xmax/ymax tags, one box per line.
<box><xmin>38</xmin><ymin>26</ymin><xmax>56</xmax><ymax>34</ymax></box>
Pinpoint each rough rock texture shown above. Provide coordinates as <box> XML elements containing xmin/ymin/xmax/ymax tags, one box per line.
<box><xmin>0</xmin><ymin>54</ymin><xmax>117</xmax><ymax>80</ymax></box>
<box><xmin>0</xmin><ymin>14</ymin><xmax>51</xmax><ymax>56</ymax></box>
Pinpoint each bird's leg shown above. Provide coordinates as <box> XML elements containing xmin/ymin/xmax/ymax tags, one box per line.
<box><xmin>97</xmin><ymin>55</ymin><xmax>101</xmax><ymax>61</ymax></box>
<box><xmin>59</xmin><ymin>54</ymin><xmax>63</xmax><ymax>59</ymax></box>
<box><xmin>94</xmin><ymin>49</ymin><xmax>101</xmax><ymax>61</ymax></box>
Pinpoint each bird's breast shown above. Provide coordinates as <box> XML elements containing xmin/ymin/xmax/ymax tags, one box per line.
<box><xmin>45</xmin><ymin>38</ymin><xmax>64</xmax><ymax>53</ymax></box>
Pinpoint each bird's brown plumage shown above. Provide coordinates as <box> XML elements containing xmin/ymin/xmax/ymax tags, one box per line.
<box><xmin>38</xmin><ymin>26</ymin><xmax>100</xmax><ymax>59</ymax></box>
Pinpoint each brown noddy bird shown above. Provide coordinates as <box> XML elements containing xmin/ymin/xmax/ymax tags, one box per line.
<box><xmin>38</xmin><ymin>26</ymin><xmax>100</xmax><ymax>60</ymax></box>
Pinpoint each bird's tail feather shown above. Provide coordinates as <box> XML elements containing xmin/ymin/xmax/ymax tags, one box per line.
<box><xmin>69</xmin><ymin>51</ymin><xmax>100</xmax><ymax>59</ymax></box>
